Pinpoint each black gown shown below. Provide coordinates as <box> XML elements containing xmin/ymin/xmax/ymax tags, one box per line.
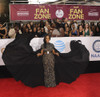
<box><xmin>2</xmin><ymin>33</ymin><xmax>89</xmax><ymax>87</ymax></box>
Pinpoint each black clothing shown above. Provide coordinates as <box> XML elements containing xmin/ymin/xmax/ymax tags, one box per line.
<box><xmin>79</xmin><ymin>31</ymin><xmax>83</xmax><ymax>36</ymax></box>
<box><xmin>0</xmin><ymin>29</ymin><xmax>5</xmax><ymax>39</ymax></box>
<box><xmin>94</xmin><ymin>31</ymin><xmax>100</xmax><ymax>36</ymax></box>
<box><xmin>2</xmin><ymin>34</ymin><xmax>89</xmax><ymax>87</ymax></box>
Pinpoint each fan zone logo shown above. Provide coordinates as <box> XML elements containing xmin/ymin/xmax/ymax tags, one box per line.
<box><xmin>54</xmin><ymin>40</ymin><xmax>65</xmax><ymax>52</ymax></box>
<box><xmin>55</xmin><ymin>9</ymin><xmax>64</xmax><ymax>18</ymax></box>
<box><xmin>93</xmin><ymin>40</ymin><xmax>100</xmax><ymax>53</ymax></box>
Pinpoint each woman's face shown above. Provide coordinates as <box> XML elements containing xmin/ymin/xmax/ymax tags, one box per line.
<box><xmin>56</xmin><ymin>19</ymin><xmax>59</xmax><ymax>22</ymax></box>
<box><xmin>0</xmin><ymin>24</ymin><xmax>2</xmax><ymax>27</ymax></box>
<box><xmin>33</xmin><ymin>27</ymin><xmax>37</xmax><ymax>32</ymax></box>
<box><xmin>45</xmin><ymin>21</ymin><xmax>49</xmax><ymax>26</ymax></box>
<box><xmin>41</xmin><ymin>28</ymin><xmax>44</xmax><ymax>32</ymax></box>
<box><xmin>92</xmin><ymin>26</ymin><xmax>95</xmax><ymax>31</ymax></box>
<box><xmin>65</xmin><ymin>24</ymin><xmax>68</xmax><ymax>28</ymax></box>
<box><xmin>79</xmin><ymin>25</ymin><xmax>83</xmax><ymax>30</ymax></box>
<box><xmin>26</xmin><ymin>28</ymin><xmax>29</xmax><ymax>32</ymax></box>
<box><xmin>65</xmin><ymin>27</ymin><xmax>69</xmax><ymax>32</ymax></box>
<box><xmin>29</xmin><ymin>29</ymin><xmax>32</xmax><ymax>32</ymax></box>
<box><xmin>45</xmin><ymin>36</ymin><xmax>50</xmax><ymax>43</ymax></box>
<box><xmin>59</xmin><ymin>28</ymin><xmax>64</xmax><ymax>33</ymax></box>
<box><xmin>85</xmin><ymin>23</ymin><xmax>89</xmax><ymax>28</ymax></box>
<box><xmin>72</xmin><ymin>24</ymin><xmax>75</xmax><ymax>28</ymax></box>
<box><xmin>27</xmin><ymin>24</ymin><xmax>30</xmax><ymax>28</ymax></box>
<box><xmin>37</xmin><ymin>27</ymin><xmax>40</xmax><ymax>31</ymax></box>
<box><xmin>30</xmin><ymin>22</ymin><xmax>33</xmax><ymax>25</ymax></box>
<box><xmin>96</xmin><ymin>27</ymin><xmax>99</xmax><ymax>32</ymax></box>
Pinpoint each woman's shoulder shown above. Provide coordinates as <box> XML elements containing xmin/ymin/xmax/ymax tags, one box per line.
<box><xmin>41</xmin><ymin>44</ymin><xmax>44</xmax><ymax>48</ymax></box>
<box><xmin>49</xmin><ymin>42</ymin><xmax>54</xmax><ymax>45</ymax></box>
<box><xmin>49</xmin><ymin>43</ymin><xmax>55</xmax><ymax>47</ymax></box>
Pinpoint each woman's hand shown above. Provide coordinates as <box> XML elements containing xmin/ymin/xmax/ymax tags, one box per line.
<box><xmin>37</xmin><ymin>53</ymin><xmax>42</xmax><ymax>57</ymax></box>
<box><xmin>52</xmin><ymin>49</ymin><xmax>59</xmax><ymax>56</ymax></box>
<box><xmin>37</xmin><ymin>49</ymin><xmax>43</xmax><ymax>57</ymax></box>
<box><xmin>55</xmin><ymin>52</ymin><xmax>59</xmax><ymax>56</ymax></box>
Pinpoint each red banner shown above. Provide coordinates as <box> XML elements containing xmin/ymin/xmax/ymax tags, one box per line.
<box><xmin>10</xmin><ymin>4</ymin><xmax>100</xmax><ymax>21</ymax></box>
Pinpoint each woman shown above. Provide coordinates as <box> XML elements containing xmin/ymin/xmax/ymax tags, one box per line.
<box><xmin>2</xmin><ymin>31</ymin><xmax>89</xmax><ymax>88</ymax></box>
<box><xmin>71</xmin><ymin>24</ymin><xmax>78</xmax><ymax>37</ymax></box>
<box><xmin>84</xmin><ymin>23</ymin><xmax>92</xmax><ymax>36</ymax></box>
<box><xmin>64</xmin><ymin>23</ymin><xmax>69</xmax><ymax>30</ymax></box>
<box><xmin>94</xmin><ymin>26</ymin><xmax>100</xmax><ymax>36</ymax></box>
<box><xmin>52</xmin><ymin>23</ymin><xmax>60</xmax><ymax>37</ymax></box>
<box><xmin>37</xmin><ymin>27</ymin><xmax>42</xmax><ymax>37</ymax></box>
<box><xmin>41</xmin><ymin>27</ymin><xmax>46</xmax><ymax>37</ymax></box>
<box><xmin>64</xmin><ymin>26</ymin><xmax>70</xmax><ymax>37</ymax></box>
<box><xmin>44</xmin><ymin>21</ymin><xmax>49</xmax><ymax>34</ymax></box>
<box><xmin>37</xmin><ymin>35</ymin><xmax>59</xmax><ymax>87</ymax></box>
<box><xmin>78</xmin><ymin>25</ymin><xmax>84</xmax><ymax>36</ymax></box>
<box><xmin>32</xmin><ymin>27</ymin><xmax>38</xmax><ymax>37</ymax></box>
<box><xmin>59</xmin><ymin>27</ymin><xmax>65</xmax><ymax>37</ymax></box>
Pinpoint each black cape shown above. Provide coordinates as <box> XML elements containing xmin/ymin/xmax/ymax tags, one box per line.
<box><xmin>2</xmin><ymin>33</ymin><xmax>89</xmax><ymax>87</ymax></box>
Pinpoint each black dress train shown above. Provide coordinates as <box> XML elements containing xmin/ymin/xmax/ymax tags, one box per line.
<box><xmin>2</xmin><ymin>33</ymin><xmax>89</xmax><ymax>87</ymax></box>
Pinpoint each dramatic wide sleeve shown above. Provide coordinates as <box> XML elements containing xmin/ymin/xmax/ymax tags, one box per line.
<box><xmin>55</xmin><ymin>40</ymin><xmax>89</xmax><ymax>84</ymax></box>
<box><xmin>2</xmin><ymin>33</ymin><xmax>44</xmax><ymax>87</ymax></box>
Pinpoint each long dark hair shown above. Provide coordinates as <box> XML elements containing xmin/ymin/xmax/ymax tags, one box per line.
<box><xmin>43</xmin><ymin>34</ymin><xmax>51</xmax><ymax>48</ymax></box>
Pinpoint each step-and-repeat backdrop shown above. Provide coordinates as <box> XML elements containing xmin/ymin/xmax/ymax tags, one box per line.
<box><xmin>10</xmin><ymin>4</ymin><xmax>100</xmax><ymax>21</ymax></box>
<box><xmin>0</xmin><ymin>37</ymin><xmax>100</xmax><ymax>65</ymax></box>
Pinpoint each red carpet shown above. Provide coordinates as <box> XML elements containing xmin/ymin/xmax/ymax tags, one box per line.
<box><xmin>0</xmin><ymin>73</ymin><xmax>100</xmax><ymax>97</ymax></box>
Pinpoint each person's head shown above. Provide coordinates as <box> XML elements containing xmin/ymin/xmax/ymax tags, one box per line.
<box><xmin>90</xmin><ymin>22</ymin><xmax>94</xmax><ymax>26</ymax></box>
<box><xmin>97</xmin><ymin>22</ymin><xmax>100</xmax><ymax>28</ymax></box>
<box><xmin>37</xmin><ymin>27</ymin><xmax>41</xmax><ymax>31</ymax></box>
<box><xmin>33</xmin><ymin>27</ymin><xmax>37</xmax><ymax>32</ymax></box>
<box><xmin>61</xmin><ymin>18</ymin><xmax>65</xmax><ymax>22</ymax></box>
<box><xmin>65</xmin><ymin>26</ymin><xmax>69</xmax><ymax>32</ymax></box>
<box><xmin>49</xmin><ymin>29</ymin><xmax>53</xmax><ymax>33</ymax></box>
<box><xmin>96</xmin><ymin>26</ymin><xmax>100</xmax><ymax>32</ymax></box>
<box><xmin>65</xmin><ymin>23</ymin><xmax>68</xmax><ymax>28</ymax></box>
<box><xmin>40</xmin><ymin>20</ymin><xmax>44</xmax><ymax>24</ymax></box>
<box><xmin>64</xmin><ymin>18</ymin><xmax>68</xmax><ymax>23</ymax></box>
<box><xmin>74</xmin><ymin>20</ymin><xmax>77</xmax><ymax>24</ymax></box>
<box><xmin>70</xmin><ymin>20</ymin><xmax>74</xmax><ymax>25</ymax></box>
<box><xmin>30</xmin><ymin>22</ymin><xmax>33</xmax><ymax>26</ymax></box>
<box><xmin>41</xmin><ymin>27</ymin><xmax>45</xmax><ymax>32</ymax></box>
<box><xmin>14</xmin><ymin>25</ymin><xmax>19</xmax><ymax>30</ymax></box>
<box><xmin>72</xmin><ymin>24</ymin><xmax>75</xmax><ymax>29</ymax></box>
<box><xmin>85</xmin><ymin>23</ymin><xmax>89</xmax><ymax>29</ymax></box>
<box><xmin>81</xmin><ymin>20</ymin><xmax>85</xmax><ymax>28</ymax></box>
<box><xmin>91</xmin><ymin>25</ymin><xmax>96</xmax><ymax>32</ymax></box>
<box><xmin>56</xmin><ymin>18</ymin><xmax>60</xmax><ymax>23</ymax></box>
<box><xmin>25</xmin><ymin>28</ymin><xmax>29</xmax><ymax>33</ymax></box>
<box><xmin>35</xmin><ymin>23</ymin><xmax>38</xmax><ymax>28</ymax></box>
<box><xmin>29</xmin><ymin>29</ymin><xmax>32</xmax><ymax>33</ymax></box>
<box><xmin>0</xmin><ymin>24</ymin><xmax>2</xmax><ymax>27</ymax></box>
<box><xmin>44</xmin><ymin>34</ymin><xmax>51</xmax><ymax>44</ymax></box>
<box><xmin>51</xmin><ymin>23</ymin><xmax>56</xmax><ymax>29</ymax></box>
<box><xmin>45</xmin><ymin>21</ymin><xmax>49</xmax><ymax>26</ymax></box>
<box><xmin>47</xmin><ymin>19</ymin><xmax>52</xmax><ymax>24</ymax></box>
<box><xmin>81</xmin><ymin>20</ymin><xmax>85</xmax><ymax>24</ymax></box>
<box><xmin>27</xmin><ymin>23</ymin><xmax>31</xmax><ymax>28</ymax></box>
<box><xmin>59</xmin><ymin>27</ymin><xmax>64</xmax><ymax>33</ymax></box>
<box><xmin>78</xmin><ymin>25</ymin><xmax>83</xmax><ymax>31</ymax></box>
